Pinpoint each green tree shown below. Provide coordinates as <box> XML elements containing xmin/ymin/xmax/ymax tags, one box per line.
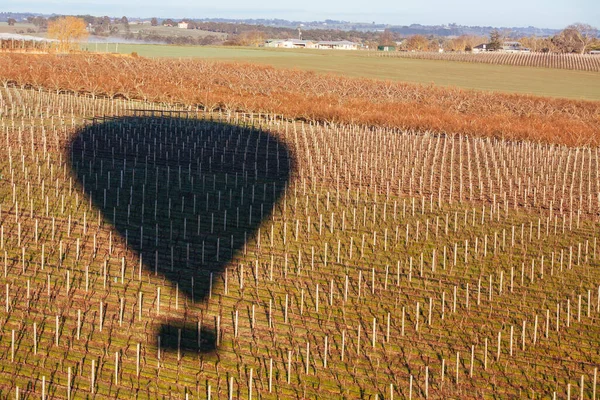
<box><xmin>488</xmin><ymin>29</ymin><xmax>503</xmax><ymax>51</ymax></box>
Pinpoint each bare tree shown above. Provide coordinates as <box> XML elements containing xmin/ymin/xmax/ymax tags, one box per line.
<box><xmin>405</xmin><ymin>35</ymin><xmax>432</xmax><ymax>51</ymax></box>
<box><xmin>555</xmin><ymin>23</ymin><xmax>598</xmax><ymax>54</ymax></box>
<box><xmin>379</xmin><ymin>30</ymin><xmax>395</xmax><ymax>46</ymax></box>
<box><xmin>47</xmin><ymin>16</ymin><xmax>89</xmax><ymax>53</ymax></box>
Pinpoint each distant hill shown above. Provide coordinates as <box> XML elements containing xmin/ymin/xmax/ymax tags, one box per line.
<box><xmin>388</xmin><ymin>23</ymin><xmax>560</xmax><ymax>38</ymax></box>
<box><xmin>0</xmin><ymin>12</ymin><xmax>43</xmax><ymax>22</ymax></box>
<box><xmin>193</xmin><ymin>18</ymin><xmax>560</xmax><ymax>37</ymax></box>
<box><xmin>1</xmin><ymin>12</ymin><xmax>562</xmax><ymax>38</ymax></box>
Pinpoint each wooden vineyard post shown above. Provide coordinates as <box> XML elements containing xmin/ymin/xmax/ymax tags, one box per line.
<box><xmin>248</xmin><ymin>368</ymin><xmax>253</xmax><ymax>400</ymax></box>
<box><xmin>305</xmin><ymin>341</ymin><xmax>310</xmax><ymax>374</ymax></box>
<box><xmin>269</xmin><ymin>358</ymin><xmax>273</xmax><ymax>393</ymax></box>
<box><xmin>11</xmin><ymin>329</ymin><xmax>14</xmax><ymax>362</ymax></box>
<box><xmin>455</xmin><ymin>352</ymin><xmax>460</xmax><ymax>385</ymax></box>
<box><xmin>138</xmin><ymin>292</ymin><xmax>143</xmax><ymax>321</ymax></box>
<box><xmin>401</xmin><ymin>307</ymin><xmax>405</xmax><ymax>336</ymax></box>
<box><xmin>119</xmin><ymin>297</ymin><xmax>124</xmax><ymax>326</ymax></box>
<box><xmin>386</xmin><ymin>312</ymin><xmax>391</xmax><ymax>342</ymax></box>
<box><xmin>324</xmin><ymin>336</ymin><xmax>329</xmax><ymax>367</ymax></box>
<box><xmin>67</xmin><ymin>366</ymin><xmax>72</xmax><ymax>400</ymax></box>
<box><xmin>55</xmin><ymin>315</ymin><xmax>59</xmax><ymax>346</ymax></box>
<box><xmin>484</xmin><ymin>338</ymin><xmax>488</xmax><ymax>370</ymax></box>
<box><xmin>470</xmin><ymin>345</ymin><xmax>474</xmax><ymax>377</ymax></box>
<box><xmin>357</xmin><ymin>323</ymin><xmax>361</xmax><ymax>354</ymax></box>
<box><xmin>372</xmin><ymin>318</ymin><xmax>376</xmax><ymax>348</ymax></box>
<box><xmin>99</xmin><ymin>303</ymin><xmax>103</xmax><ymax>332</ymax></box>
<box><xmin>415</xmin><ymin>302</ymin><xmax>420</xmax><ymax>332</ymax></box>
<box><xmin>91</xmin><ymin>359</ymin><xmax>95</xmax><ymax>393</ymax></box>
<box><xmin>593</xmin><ymin>367</ymin><xmax>597</xmax><ymax>400</ymax></box>
<box><xmin>157</xmin><ymin>336</ymin><xmax>161</xmax><ymax>364</ymax></box>
<box><xmin>425</xmin><ymin>365</ymin><xmax>429</xmax><ymax>398</ymax></box>
<box><xmin>136</xmin><ymin>343</ymin><xmax>141</xmax><ymax>377</ymax></box>
<box><xmin>341</xmin><ymin>330</ymin><xmax>346</xmax><ymax>361</ymax></box>
<box><xmin>497</xmin><ymin>331</ymin><xmax>501</xmax><ymax>361</ymax></box>
<box><xmin>441</xmin><ymin>292</ymin><xmax>445</xmax><ymax>319</ymax></box>
<box><xmin>533</xmin><ymin>315</ymin><xmax>538</xmax><ymax>345</ymax></box>
<box><xmin>157</xmin><ymin>287</ymin><xmax>161</xmax><ymax>315</ymax></box>
<box><xmin>287</xmin><ymin>350</ymin><xmax>292</xmax><ymax>384</ymax></box>
<box><xmin>216</xmin><ymin>316</ymin><xmax>220</xmax><ymax>346</ymax></box>
<box><xmin>33</xmin><ymin>322</ymin><xmax>37</xmax><ymax>355</ymax></box>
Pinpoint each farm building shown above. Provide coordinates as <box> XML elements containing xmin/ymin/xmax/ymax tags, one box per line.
<box><xmin>263</xmin><ymin>39</ymin><xmax>359</xmax><ymax>50</ymax></box>
<box><xmin>264</xmin><ymin>39</ymin><xmax>316</xmax><ymax>48</ymax></box>
<box><xmin>178</xmin><ymin>21</ymin><xmax>188</xmax><ymax>29</ymax></box>
<box><xmin>377</xmin><ymin>45</ymin><xmax>396</xmax><ymax>51</ymax></box>
<box><xmin>501</xmin><ymin>41</ymin><xmax>531</xmax><ymax>53</ymax></box>
<box><xmin>472</xmin><ymin>43</ymin><xmax>487</xmax><ymax>52</ymax></box>
<box><xmin>473</xmin><ymin>41</ymin><xmax>531</xmax><ymax>53</ymax></box>
<box><xmin>316</xmin><ymin>40</ymin><xmax>359</xmax><ymax>50</ymax></box>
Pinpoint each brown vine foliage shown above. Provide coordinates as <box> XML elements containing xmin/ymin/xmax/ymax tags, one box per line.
<box><xmin>1</xmin><ymin>53</ymin><xmax>599</xmax><ymax>146</ymax></box>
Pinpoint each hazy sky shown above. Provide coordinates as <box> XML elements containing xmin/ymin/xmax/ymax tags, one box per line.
<box><xmin>4</xmin><ymin>0</ymin><xmax>599</xmax><ymax>29</ymax></box>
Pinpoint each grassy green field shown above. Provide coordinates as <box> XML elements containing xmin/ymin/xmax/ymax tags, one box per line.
<box><xmin>0</xmin><ymin>22</ymin><xmax>41</xmax><ymax>34</ymax></box>
<box><xmin>124</xmin><ymin>24</ymin><xmax>228</xmax><ymax>39</ymax></box>
<box><xmin>97</xmin><ymin>44</ymin><xmax>600</xmax><ymax>101</ymax></box>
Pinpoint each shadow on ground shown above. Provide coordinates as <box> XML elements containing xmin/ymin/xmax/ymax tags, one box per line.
<box><xmin>69</xmin><ymin>114</ymin><xmax>292</xmax><ymax>353</ymax></box>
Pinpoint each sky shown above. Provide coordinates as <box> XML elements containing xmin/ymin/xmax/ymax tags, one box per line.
<box><xmin>3</xmin><ymin>0</ymin><xmax>599</xmax><ymax>29</ymax></box>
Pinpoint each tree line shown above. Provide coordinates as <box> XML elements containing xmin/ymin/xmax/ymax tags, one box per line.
<box><xmin>18</xmin><ymin>15</ymin><xmax>600</xmax><ymax>54</ymax></box>
<box><xmin>389</xmin><ymin>24</ymin><xmax>598</xmax><ymax>53</ymax></box>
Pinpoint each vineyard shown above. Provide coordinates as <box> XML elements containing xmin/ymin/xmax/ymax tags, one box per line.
<box><xmin>0</xmin><ymin>81</ymin><xmax>600</xmax><ymax>399</ymax></box>
<box><xmin>1</xmin><ymin>53</ymin><xmax>600</xmax><ymax>147</ymax></box>
<box><xmin>377</xmin><ymin>51</ymin><xmax>600</xmax><ymax>72</ymax></box>
<box><xmin>0</xmin><ymin>39</ymin><xmax>53</xmax><ymax>53</ymax></box>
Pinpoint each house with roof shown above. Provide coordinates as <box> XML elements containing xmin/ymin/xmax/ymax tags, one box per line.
<box><xmin>178</xmin><ymin>21</ymin><xmax>189</xmax><ymax>29</ymax></box>
<box><xmin>501</xmin><ymin>41</ymin><xmax>530</xmax><ymax>53</ymax></box>
<box><xmin>316</xmin><ymin>40</ymin><xmax>359</xmax><ymax>50</ymax></box>
<box><xmin>473</xmin><ymin>41</ymin><xmax>530</xmax><ymax>53</ymax></box>
<box><xmin>264</xmin><ymin>39</ymin><xmax>359</xmax><ymax>51</ymax></box>
<box><xmin>264</xmin><ymin>39</ymin><xmax>316</xmax><ymax>48</ymax></box>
